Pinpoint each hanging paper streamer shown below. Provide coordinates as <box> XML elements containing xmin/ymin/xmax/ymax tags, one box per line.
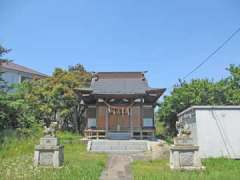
<box><xmin>103</xmin><ymin>99</ymin><xmax>134</xmax><ymax>115</ymax></box>
<box><xmin>108</xmin><ymin>105</ymin><xmax>131</xmax><ymax>115</ymax></box>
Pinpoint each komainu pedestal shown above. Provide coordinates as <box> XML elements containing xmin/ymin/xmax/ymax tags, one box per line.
<box><xmin>34</xmin><ymin>136</ymin><xmax>64</xmax><ymax>168</ymax></box>
<box><xmin>170</xmin><ymin>136</ymin><xmax>203</xmax><ymax>170</ymax></box>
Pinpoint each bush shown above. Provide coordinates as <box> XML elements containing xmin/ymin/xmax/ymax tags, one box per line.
<box><xmin>56</xmin><ymin>130</ymin><xmax>81</xmax><ymax>144</ymax></box>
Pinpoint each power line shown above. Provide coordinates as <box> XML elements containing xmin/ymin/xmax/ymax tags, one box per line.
<box><xmin>211</xmin><ymin>110</ymin><xmax>232</xmax><ymax>158</ymax></box>
<box><xmin>182</xmin><ymin>26</ymin><xmax>240</xmax><ymax>81</ymax></box>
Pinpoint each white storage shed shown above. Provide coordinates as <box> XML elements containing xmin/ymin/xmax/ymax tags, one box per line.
<box><xmin>177</xmin><ymin>106</ymin><xmax>240</xmax><ymax>159</ymax></box>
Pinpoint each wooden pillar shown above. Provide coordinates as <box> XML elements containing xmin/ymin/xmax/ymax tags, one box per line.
<box><xmin>96</xmin><ymin>103</ymin><xmax>99</xmax><ymax>130</ymax></box>
<box><xmin>140</xmin><ymin>98</ymin><xmax>143</xmax><ymax>139</ymax></box>
<box><xmin>152</xmin><ymin>104</ymin><xmax>155</xmax><ymax>138</ymax></box>
<box><xmin>96</xmin><ymin>131</ymin><xmax>99</xmax><ymax>140</ymax></box>
<box><xmin>105</xmin><ymin>107</ymin><xmax>109</xmax><ymax>134</ymax></box>
<box><xmin>128</xmin><ymin>107</ymin><xmax>131</xmax><ymax>134</ymax></box>
<box><xmin>130</xmin><ymin>107</ymin><xmax>133</xmax><ymax>138</ymax></box>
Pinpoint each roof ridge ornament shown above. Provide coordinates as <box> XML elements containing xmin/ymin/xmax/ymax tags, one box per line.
<box><xmin>141</xmin><ymin>71</ymin><xmax>148</xmax><ymax>81</ymax></box>
<box><xmin>91</xmin><ymin>72</ymin><xmax>99</xmax><ymax>81</ymax></box>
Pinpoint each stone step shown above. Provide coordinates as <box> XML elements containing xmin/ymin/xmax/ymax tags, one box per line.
<box><xmin>92</xmin><ymin>150</ymin><xmax>145</xmax><ymax>154</ymax></box>
<box><xmin>107</xmin><ymin>132</ymin><xmax>130</xmax><ymax>140</ymax></box>
<box><xmin>91</xmin><ymin>146</ymin><xmax>147</xmax><ymax>151</ymax></box>
<box><xmin>91</xmin><ymin>144</ymin><xmax>147</xmax><ymax>148</ymax></box>
<box><xmin>90</xmin><ymin>140</ymin><xmax>148</xmax><ymax>153</ymax></box>
<box><xmin>92</xmin><ymin>140</ymin><xmax>147</xmax><ymax>145</ymax></box>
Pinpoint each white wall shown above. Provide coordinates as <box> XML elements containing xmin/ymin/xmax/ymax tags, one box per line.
<box><xmin>196</xmin><ymin>109</ymin><xmax>240</xmax><ymax>159</ymax></box>
<box><xmin>1</xmin><ymin>68</ymin><xmax>33</xmax><ymax>85</ymax></box>
<box><xmin>1</xmin><ymin>70</ymin><xmax>20</xmax><ymax>84</ymax></box>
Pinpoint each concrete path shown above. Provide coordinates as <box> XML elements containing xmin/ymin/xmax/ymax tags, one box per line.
<box><xmin>100</xmin><ymin>154</ymin><xmax>133</xmax><ymax>180</ymax></box>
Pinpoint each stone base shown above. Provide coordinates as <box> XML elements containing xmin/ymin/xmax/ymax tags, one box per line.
<box><xmin>170</xmin><ymin>145</ymin><xmax>203</xmax><ymax>170</ymax></box>
<box><xmin>34</xmin><ymin>136</ymin><xmax>64</xmax><ymax>168</ymax></box>
<box><xmin>174</xmin><ymin>136</ymin><xmax>194</xmax><ymax>145</ymax></box>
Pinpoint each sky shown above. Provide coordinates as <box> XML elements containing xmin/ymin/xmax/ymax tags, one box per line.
<box><xmin>0</xmin><ymin>0</ymin><xmax>240</xmax><ymax>93</ymax></box>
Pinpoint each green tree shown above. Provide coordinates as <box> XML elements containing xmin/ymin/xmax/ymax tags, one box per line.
<box><xmin>23</xmin><ymin>64</ymin><xmax>91</xmax><ymax>133</ymax></box>
<box><xmin>157</xmin><ymin>64</ymin><xmax>240</xmax><ymax>136</ymax></box>
<box><xmin>221</xmin><ymin>64</ymin><xmax>240</xmax><ymax>104</ymax></box>
<box><xmin>0</xmin><ymin>85</ymin><xmax>37</xmax><ymax>130</ymax></box>
<box><xmin>0</xmin><ymin>45</ymin><xmax>10</xmax><ymax>62</ymax></box>
<box><xmin>0</xmin><ymin>43</ymin><xmax>37</xmax><ymax>130</ymax></box>
<box><xmin>0</xmin><ymin>45</ymin><xmax>12</xmax><ymax>129</ymax></box>
<box><xmin>0</xmin><ymin>46</ymin><xmax>91</xmax><ymax>134</ymax></box>
<box><xmin>0</xmin><ymin>45</ymin><xmax>10</xmax><ymax>83</ymax></box>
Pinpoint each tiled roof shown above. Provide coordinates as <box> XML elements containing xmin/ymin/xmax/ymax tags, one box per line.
<box><xmin>1</xmin><ymin>62</ymin><xmax>48</xmax><ymax>77</ymax></box>
<box><xmin>90</xmin><ymin>72</ymin><xmax>149</xmax><ymax>94</ymax></box>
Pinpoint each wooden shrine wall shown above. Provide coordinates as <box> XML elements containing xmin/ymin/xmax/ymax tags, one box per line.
<box><xmin>90</xmin><ymin>103</ymin><xmax>154</xmax><ymax>130</ymax></box>
<box><xmin>131</xmin><ymin>105</ymin><xmax>141</xmax><ymax>129</ymax></box>
<box><xmin>96</xmin><ymin>103</ymin><xmax>106</xmax><ymax>129</ymax></box>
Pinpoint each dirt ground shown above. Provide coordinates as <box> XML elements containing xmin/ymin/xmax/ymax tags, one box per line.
<box><xmin>100</xmin><ymin>142</ymin><xmax>169</xmax><ymax>180</ymax></box>
<box><xmin>100</xmin><ymin>154</ymin><xmax>133</xmax><ymax>180</ymax></box>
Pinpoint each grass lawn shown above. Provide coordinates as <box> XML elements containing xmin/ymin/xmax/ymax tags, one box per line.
<box><xmin>132</xmin><ymin>158</ymin><xmax>240</xmax><ymax>180</ymax></box>
<box><xmin>0</xmin><ymin>130</ymin><xmax>107</xmax><ymax>180</ymax></box>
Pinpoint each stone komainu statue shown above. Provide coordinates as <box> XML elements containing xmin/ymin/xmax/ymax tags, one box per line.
<box><xmin>176</xmin><ymin>120</ymin><xmax>191</xmax><ymax>137</ymax></box>
<box><xmin>44</xmin><ymin>122</ymin><xmax>58</xmax><ymax>137</ymax></box>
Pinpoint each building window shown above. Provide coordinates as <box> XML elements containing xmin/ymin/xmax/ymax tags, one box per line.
<box><xmin>87</xmin><ymin>106</ymin><xmax>96</xmax><ymax>129</ymax></box>
<box><xmin>21</xmin><ymin>76</ymin><xmax>31</xmax><ymax>82</ymax></box>
<box><xmin>88</xmin><ymin>118</ymin><xmax>96</xmax><ymax>128</ymax></box>
<box><xmin>143</xmin><ymin>106</ymin><xmax>154</xmax><ymax>127</ymax></box>
<box><xmin>143</xmin><ymin>118</ymin><xmax>153</xmax><ymax>127</ymax></box>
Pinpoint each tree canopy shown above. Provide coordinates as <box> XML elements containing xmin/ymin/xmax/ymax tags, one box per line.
<box><xmin>0</xmin><ymin>45</ymin><xmax>10</xmax><ymax>83</ymax></box>
<box><xmin>17</xmin><ymin>65</ymin><xmax>91</xmax><ymax>133</ymax></box>
<box><xmin>157</xmin><ymin>64</ymin><xmax>240</xmax><ymax>136</ymax></box>
<box><xmin>0</xmin><ymin>45</ymin><xmax>10</xmax><ymax>62</ymax></box>
<box><xmin>0</xmin><ymin>57</ymin><xmax>91</xmax><ymax>133</ymax></box>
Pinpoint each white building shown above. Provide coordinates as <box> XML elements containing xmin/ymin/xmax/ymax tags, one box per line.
<box><xmin>178</xmin><ymin>106</ymin><xmax>240</xmax><ymax>159</ymax></box>
<box><xmin>0</xmin><ymin>62</ymin><xmax>47</xmax><ymax>89</ymax></box>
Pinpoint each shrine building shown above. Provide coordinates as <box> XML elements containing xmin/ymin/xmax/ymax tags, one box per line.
<box><xmin>75</xmin><ymin>72</ymin><xmax>165</xmax><ymax>140</ymax></box>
